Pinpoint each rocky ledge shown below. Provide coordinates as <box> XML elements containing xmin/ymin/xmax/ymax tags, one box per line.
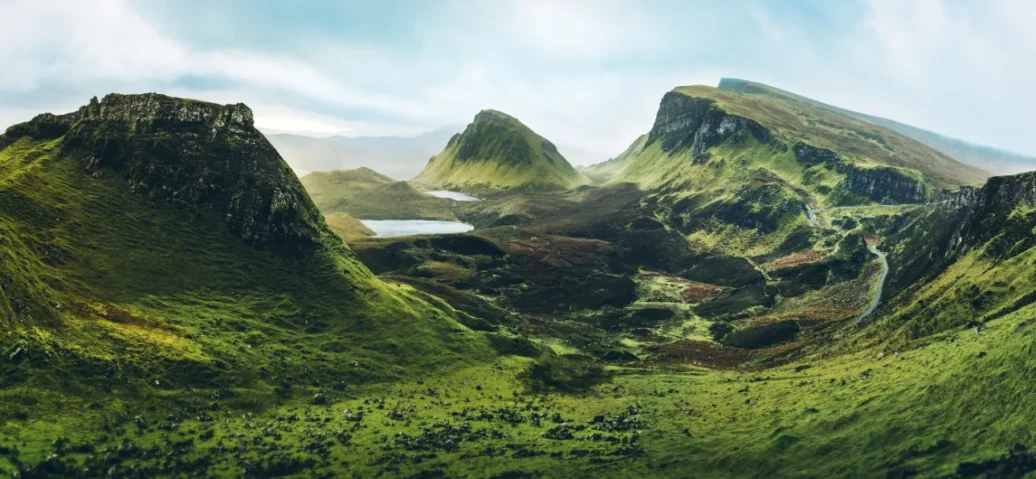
<box><xmin>793</xmin><ymin>141</ymin><xmax>927</xmax><ymax>204</ymax></box>
<box><xmin>0</xmin><ymin>93</ymin><xmax>331</xmax><ymax>256</ymax></box>
<box><xmin>646</xmin><ymin>92</ymin><xmax>771</xmax><ymax>163</ymax></box>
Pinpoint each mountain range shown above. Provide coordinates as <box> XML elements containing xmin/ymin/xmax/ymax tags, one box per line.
<box><xmin>4</xmin><ymin>81</ymin><xmax>1036</xmax><ymax>478</ymax></box>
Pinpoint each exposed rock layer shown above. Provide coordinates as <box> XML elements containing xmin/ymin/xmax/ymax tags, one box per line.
<box><xmin>0</xmin><ymin>94</ymin><xmax>331</xmax><ymax>256</ymax></box>
<box><xmin>646</xmin><ymin>93</ymin><xmax>771</xmax><ymax>162</ymax></box>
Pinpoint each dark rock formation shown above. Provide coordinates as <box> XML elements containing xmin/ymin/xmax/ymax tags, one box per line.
<box><xmin>884</xmin><ymin>172</ymin><xmax>1036</xmax><ymax>332</ymax></box>
<box><xmin>841</xmin><ymin>167</ymin><xmax>927</xmax><ymax>204</ymax></box>
<box><xmin>646</xmin><ymin>92</ymin><xmax>771</xmax><ymax>162</ymax></box>
<box><xmin>793</xmin><ymin>141</ymin><xmax>927</xmax><ymax>204</ymax></box>
<box><xmin>0</xmin><ymin>93</ymin><xmax>331</xmax><ymax>256</ymax></box>
<box><xmin>792</xmin><ymin>142</ymin><xmax>841</xmax><ymax>167</ymax></box>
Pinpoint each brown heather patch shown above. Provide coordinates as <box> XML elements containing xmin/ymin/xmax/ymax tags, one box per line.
<box><xmin>502</xmin><ymin>236</ymin><xmax>616</xmax><ymax>268</ymax></box>
<box><xmin>762</xmin><ymin>249</ymin><xmax>827</xmax><ymax>270</ymax></box>
<box><xmin>682</xmin><ymin>281</ymin><xmax>725</xmax><ymax>302</ymax></box>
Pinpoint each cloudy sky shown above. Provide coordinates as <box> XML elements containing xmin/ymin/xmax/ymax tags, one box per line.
<box><xmin>1</xmin><ymin>0</ymin><xmax>1034</xmax><ymax>164</ymax></box>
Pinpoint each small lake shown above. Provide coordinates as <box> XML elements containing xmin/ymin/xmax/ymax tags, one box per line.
<box><xmin>426</xmin><ymin>190</ymin><xmax>481</xmax><ymax>202</ymax></box>
<box><xmin>360</xmin><ymin>220</ymin><xmax>474</xmax><ymax>238</ymax></box>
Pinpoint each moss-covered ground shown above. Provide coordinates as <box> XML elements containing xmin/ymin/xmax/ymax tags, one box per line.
<box><xmin>4</xmin><ymin>302</ymin><xmax>1036</xmax><ymax>477</ymax></box>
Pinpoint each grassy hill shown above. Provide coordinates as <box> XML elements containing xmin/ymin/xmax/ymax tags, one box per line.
<box><xmin>301</xmin><ymin>167</ymin><xmax>457</xmax><ymax>221</ymax></box>
<box><xmin>601</xmin><ymin>82</ymin><xmax>988</xmax><ymax>256</ymax></box>
<box><xmin>719</xmin><ymin>78</ymin><xmax>1036</xmax><ymax>175</ymax></box>
<box><xmin>0</xmin><ymin>94</ymin><xmax>493</xmax><ymax>456</ymax></box>
<box><xmin>414</xmin><ymin>110</ymin><xmax>587</xmax><ymax>192</ymax></box>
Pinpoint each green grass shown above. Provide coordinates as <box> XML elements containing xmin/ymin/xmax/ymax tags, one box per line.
<box><xmin>4</xmin><ymin>302</ymin><xmax>1036</xmax><ymax>477</ymax></box>
<box><xmin>580</xmin><ymin>134</ymin><xmax>648</xmax><ymax>184</ymax></box>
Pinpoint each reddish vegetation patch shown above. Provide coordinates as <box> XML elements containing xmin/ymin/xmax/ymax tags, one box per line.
<box><xmin>645</xmin><ymin>339</ymin><xmax>806</xmax><ymax>370</ymax></box>
<box><xmin>646</xmin><ymin>340</ymin><xmax>761</xmax><ymax>369</ymax></box>
<box><xmin>503</xmin><ymin>236</ymin><xmax>616</xmax><ymax>269</ymax></box>
<box><xmin>638</xmin><ymin>270</ymin><xmax>724</xmax><ymax>303</ymax></box>
<box><xmin>682</xmin><ymin>281</ymin><xmax>724</xmax><ymax>302</ymax></box>
<box><xmin>762</xmin><ymin>249</ymin><xmax>826</xmax><ymax>270</ymax></box>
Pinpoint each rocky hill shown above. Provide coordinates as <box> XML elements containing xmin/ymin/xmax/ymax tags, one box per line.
<box><xmin>1</xmin><ymin>94</ymin><xmax>330</xmax><ymax>256</ymax></box>
<box><xmin>594</xmin><ymin>84</ymin><xmax>985</xmax><ymax>257</ymax></box>
<box><xmin>414</xmin><ymin>110</ymin><xmax>587</xmax><ymax>191</ymax></box>
<box><xmin>0</xmin><ymin>93</ymin><xmax>489</xmax><ymax>407</ymax></box>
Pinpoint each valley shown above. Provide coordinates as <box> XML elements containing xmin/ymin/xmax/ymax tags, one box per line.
<box><xmin>2</xmin><ymin>81</ymin><xmax>1036</xmax><ymax>479</ymax></box>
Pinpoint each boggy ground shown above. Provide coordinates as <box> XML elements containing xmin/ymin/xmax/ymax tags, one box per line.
<box><xmin>349</xmin><ymin>183</ymin><xmax>882</xmax><ymax>370</ymax></box>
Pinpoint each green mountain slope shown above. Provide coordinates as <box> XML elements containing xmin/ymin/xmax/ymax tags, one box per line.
<box><xmin>607</xmin><ymin>83</ymin><xmax>987</xmax><ymax>256</ymax></box>
<box><xmin>301</xmin><ymin>167</ymin><xmax>457</xmax><ymax>221</ymax></box>
<box><xmin>719</xmin><ymin>77</ymin><xmax>1036</xmax><ymax>175</ymax></box>
<box><xmin>580</xmin><ymin>134</ymin><xmax>647</xmax><ymax>184</ymax></box>
<box><xmin>866</xmin><ymin>171</ymin><xmax>1036</xmax><ymax>339</ymax></box>
<box><xmin>0</xmin><ymin>94</ymin><xmax>489</xmax><ymax>410</ymax></box>
<box><xmin>414</xmin><ymin>110</ymin><xmax>587</xmax><ymax>191</ymax></box>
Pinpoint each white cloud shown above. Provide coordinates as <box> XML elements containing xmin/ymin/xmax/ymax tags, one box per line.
<box><xmin>3</xmin><ymin>0</ymin><xmax>1036</xmax><ymax>159</ymax></box>
<box><xmin>0</xmin><ymin>0</ymin><xmax>426</xmax><ymax>119</ymax></box>
<box><xmin>493</xmin><ymin>0</ymin><xmax>666</xmax><ymax>60</ymax></box>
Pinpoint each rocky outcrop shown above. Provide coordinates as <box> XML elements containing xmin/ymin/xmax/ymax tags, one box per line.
<box><xmin>646</xmin><ymin>92</ymin><xmax>771</xmax><ymax>162</ymax></box>
<box><xmin>885</xmin><ymin>172</ymin><xmax>1036</xmax><ymax>313</ymax></box>
<box><xmin>0</xmin><ymin>94</ymin><xmax>331</xmax><ymax>256</ymax></box>
<box><xmin>792</xmin><ymin>142</ymin><xmax>841</xmax><ymax>167</ymax></box>
<box><xmin>841</xmin><ymin>167</ymin><xmax>927</xmax><ymax>204</ymax></box>
<box><xmin>793</xmin><ymin>141</ymin><xmax>927</xmax><ymax>204</ymax></box>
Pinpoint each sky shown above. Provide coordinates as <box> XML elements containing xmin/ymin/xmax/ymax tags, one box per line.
<box><xmin>1</xmin><ymin>0</ymin><xmax>1035</xmax><ymax>165</ymax></box>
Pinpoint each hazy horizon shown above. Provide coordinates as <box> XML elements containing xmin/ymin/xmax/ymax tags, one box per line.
<box><xmin>3</xmin><ymin>0</ymin><xmax>1035</xmax><ymax>160</ymax></box>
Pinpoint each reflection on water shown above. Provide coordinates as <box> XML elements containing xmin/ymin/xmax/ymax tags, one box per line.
<box><xmin>360</xmin><ymin>220</ymin><xmax>474</xmax><ymax>238</ymax></box>
<box><xmin>426</xmin><ymin>190</ymin><xmax>481</xmax><ymax>202</ymax></box>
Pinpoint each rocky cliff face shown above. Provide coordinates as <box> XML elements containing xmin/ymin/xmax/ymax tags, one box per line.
<box><xmin>841</xmin><ymin>167</ymin><xmax>927</xmax><ymax>204</ymax></box>
<box><xmin>885</xmin><ymin>172</ymin><xmax>1036</xmax><ymax>307</ymax></box>
<box><xmin>0</xmin><ymin>94</ymin><xmax>331</xmax><ymax>256</ymax></box>
<box><xmin>646</xmin><ymin>92</ymin><xmax>771</xmax><ymax>163</ymax></box>
<box><xmin>793</xmin><ymin>141</ymin><xmax>927</xmax><ymax>204</ymax></box>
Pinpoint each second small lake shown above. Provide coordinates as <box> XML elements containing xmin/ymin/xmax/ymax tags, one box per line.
<box><xmin>360</xmin><ymin>220</ymin><xmax>474</xmax><ymax>238</ymax></box>
<box><xmin>426</xmin><ymin>190</ymin><xmax>481</xmax><ymax>201</ymax></box>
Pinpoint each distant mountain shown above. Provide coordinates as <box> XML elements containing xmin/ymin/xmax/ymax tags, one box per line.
<box><xmin>300</xmin><ymin>167</ymin><xmax>456</xmax><ymax>221</ymax></box>
<box><xmin>555</xmin><ymin>143</ymin><xmax>611</xmax><ymax>168</ymax></box>
<box><xmin>266</xmin><ymin>127</ymin><xmax>459</xmax><ymax>180</ymax></box>
<box><xmin>414</xmin><ymin>110</ymin><xmax>588</xmax><ymax>192</ymax></box>
<box><xmin>718</xmin><ymin>78</ymin><xmax>1036</xmax><ymax>175</ymax></box>
<box><xmin>616</xmin><ymin>83</ymin><xmax>986</xmax><ymax>191</ymax></box>
<box><xmin>579</xmin><ymin>134</ymin><xmax>647</xmax><ymax>184</ymax></box>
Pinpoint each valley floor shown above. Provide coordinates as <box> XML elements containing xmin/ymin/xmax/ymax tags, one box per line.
<box><xmin>3</xmin><ymin>305</ymin><xmax>1035</xmax><ymax>477</ymax></box>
